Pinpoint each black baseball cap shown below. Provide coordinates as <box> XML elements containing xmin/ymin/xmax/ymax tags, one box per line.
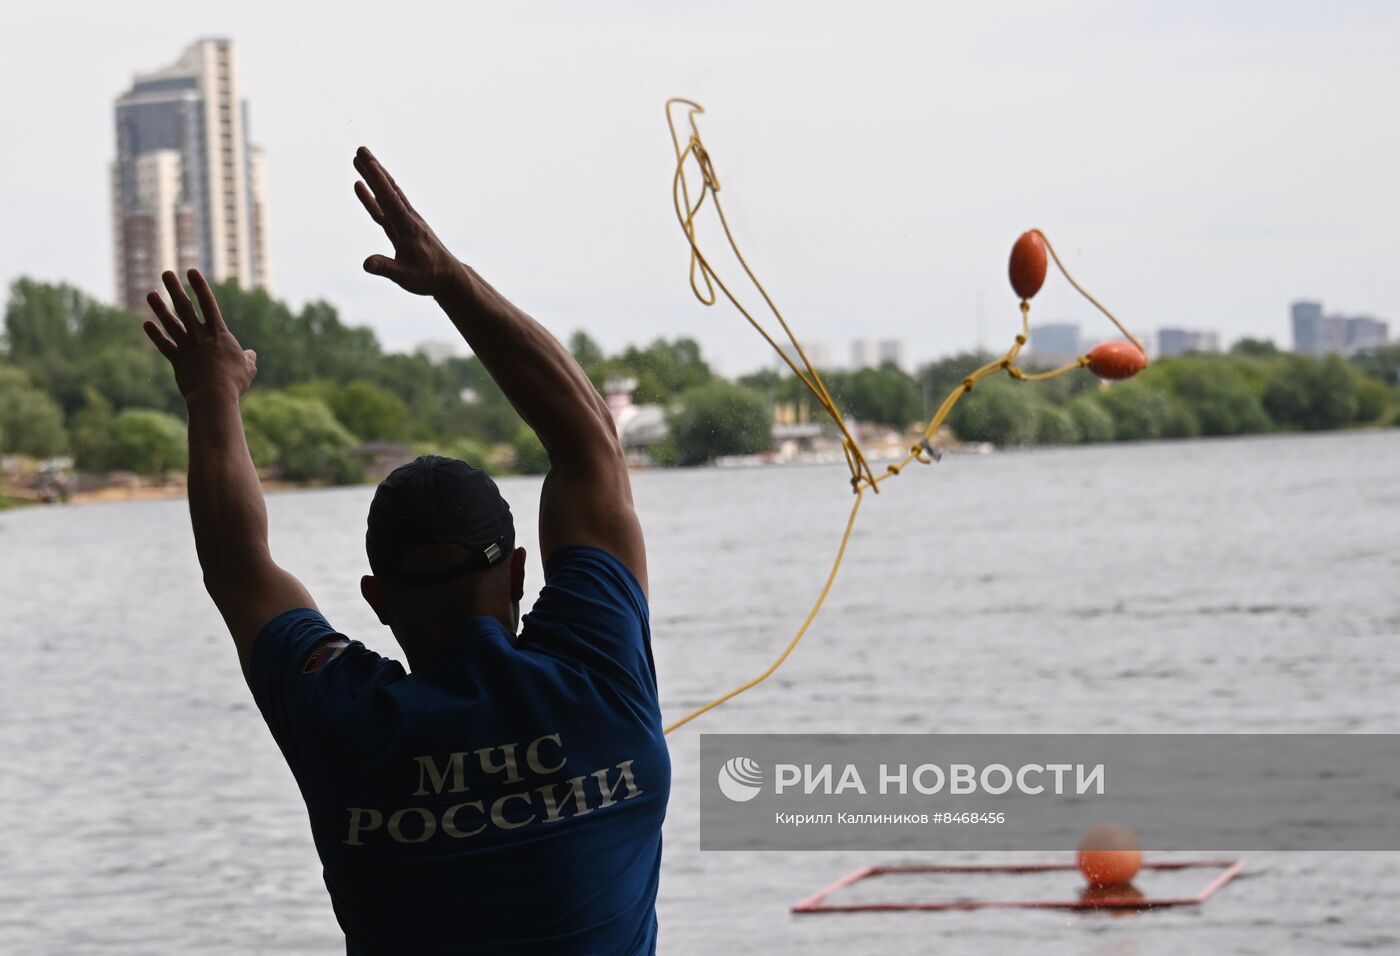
<box><xmin>366</xmin><ymin>455</ymin><xmax>515</xmax><ymax>586</ymax></box>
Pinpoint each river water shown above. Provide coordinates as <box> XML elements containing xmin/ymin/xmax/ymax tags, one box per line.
<box><xmin>2</xmin><ymin>430</ymin><xmax>1398</xmax><ymax>954</ymax></box>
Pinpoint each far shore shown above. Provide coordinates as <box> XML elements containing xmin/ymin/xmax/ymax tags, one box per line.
<box><xmin>5</xmin><ymin>427</ymin><xmax>1390</xmax><ymax>512</ymax></box>
<box><xmin>3</xmin><ymin>477</ymin><xmax>314</xmax><ymax>509</ymax></box>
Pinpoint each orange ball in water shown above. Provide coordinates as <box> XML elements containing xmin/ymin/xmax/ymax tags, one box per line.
<box><xmin>1077</xmin><ymin>824</ymin><xmax>1143</xmax><ymax>887</ymax></box>
<box><xmin>1008</xmin><ymin>231</ymin><xmax>1048</xmax><ymax>300</ymax></box>
<box><xmin>1085</xmin><ymin>341</ymin><xmax>1147</xmax><ymax>381</ymax></box>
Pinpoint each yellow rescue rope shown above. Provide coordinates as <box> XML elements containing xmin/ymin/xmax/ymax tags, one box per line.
<box><xmin>662</xmin><ymin>98</ymin><xmax>1145</xmax><ymax>735</ymax></box>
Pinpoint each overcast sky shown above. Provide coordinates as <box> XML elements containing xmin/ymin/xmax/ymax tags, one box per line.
<box><xmin>3</xmin><ymin>1</ymin><xmax>1397</xmax><ymax>374</ymax></box>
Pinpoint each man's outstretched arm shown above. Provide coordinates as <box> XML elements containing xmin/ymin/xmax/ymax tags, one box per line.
<box><xmin>144</xmin><ymin>270</ymin><xmax>316</xmax><ymax>681</ymax></box>
<box><xmin>352</xmin><ymin>147</ymin><xmax>647</xmax><ymax>595</ymax></box>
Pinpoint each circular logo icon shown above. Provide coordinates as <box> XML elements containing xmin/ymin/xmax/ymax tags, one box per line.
<box><xmin>717</xmin><ymin>756</ymin><xmax>764</xmax><ymax>802</ymax></box>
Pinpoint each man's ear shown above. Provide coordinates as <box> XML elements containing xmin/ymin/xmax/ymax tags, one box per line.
<box><xmin>510</xmin><ymin>547</ymin><xmax>527</xmax><ymax>603</ymax></box>
<box><xmin>361</xmin><ymin>574</ymin><xmax>391</xmax><ymax>626</ymax></box>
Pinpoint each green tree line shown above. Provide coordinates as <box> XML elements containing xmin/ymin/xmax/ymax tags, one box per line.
<box><xmin>2</xmin><ymin>278</ymin><xmax>1396</xmax><ymax>483</ymax></box>
<box><xmin>930</xmin><ymin>340</ymin><xmax>1397</xmax><ymax>447</ymax></box>
<box><xmin>0</xmin><ymin>278</ymin><xmax>756</xmax><ymax>479</ymax></box>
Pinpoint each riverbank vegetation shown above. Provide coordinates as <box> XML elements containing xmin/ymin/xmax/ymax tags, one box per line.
<box><xmin>1</xmin><ymin>278</ymin><xmax>1395</xmax><ymax>488</ymax></box>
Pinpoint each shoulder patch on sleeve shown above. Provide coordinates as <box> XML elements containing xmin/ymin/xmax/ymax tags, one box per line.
<box><xmin>302</xmin><ymin>637</ymin><xmax>350</xmax><ymax>674</ymax></box>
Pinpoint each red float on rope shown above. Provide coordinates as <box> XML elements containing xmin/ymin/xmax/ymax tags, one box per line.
<box><xmin>1008</xmin><ymin>231</ymin><xmax>1048</xmax><ymax>300</ymax></box>
<box><xmin>1086</xmin><ymin>340</ymin><xmax>1148</xmax><ymax>380</ymax></box>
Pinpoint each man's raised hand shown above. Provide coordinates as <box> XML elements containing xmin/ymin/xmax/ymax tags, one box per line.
<box><xmin>354</xmin><ymin>147</ymin><xmax>458</xmax><ymax>296</ymax></box>
<box><xmin>144</xmin><ymin>270</ymin><xmax>257</xmax><ymax>403</ymax></box>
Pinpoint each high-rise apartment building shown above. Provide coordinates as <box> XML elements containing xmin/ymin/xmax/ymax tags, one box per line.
<box><xmin>111</xmin><ymin>38</ymin><xmax>269</xmax><ymax>313</ymax></box>
<box><xmin>846</xmin><ymin>338</ymin><xmax>906</xmax><ymax>371</ymax></box>
<box><xmin>1028</xmin><ymin>323</ymin><xmax>1081</xmax><ymax>365</ymax></box>
<box><xmin>1340</xmin><ymin>316</ymin><xmax>1389</xmax><ymax>354</ymax></box>
<box><xmin>849</xmin><ymin>338</ymin><xmax>879</xmax><ymax>370</ymax></box>
<box><xmin>1156</xmin><ymin>327</ymin><xmax>1220</xmax><ymax>358</ymax></box>
<box><xmin>876</xmin><ymin>339</ymin><xmax>907</xmax><ymax>372</ymax></box>
<box><xmin>1291</xmin><ymin>300</ymin><xmax>1389</xmax><ymax>356</ymax></box>
<box><xmin>1290</xmin><ymin>301</ymin><xmax>1338</xmax><ymax>355</ymax></box>
<box><xmin>775</xmin><ymin>341</ymin><xmax>833</xmax><ymax>372</ymax></box>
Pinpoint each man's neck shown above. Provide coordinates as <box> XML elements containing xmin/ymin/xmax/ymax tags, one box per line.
<box><xmin>396</xmin><ymin>606</ymin><xmax>517</xmax><ymax>670</ymax></box>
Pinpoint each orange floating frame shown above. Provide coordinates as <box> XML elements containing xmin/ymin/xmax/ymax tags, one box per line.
<box><xmin>792</xmin><ymin>859</ymin><xmax>1247</xmax><ymax>914</ymax></box>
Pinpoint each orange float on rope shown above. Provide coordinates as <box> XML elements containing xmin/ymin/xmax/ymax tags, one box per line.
<box><xmin>1077</xmin><ymin>824</ymin><xmax>1144</xmax><ymax>887</ymax></box>
<box><xmin>1008</xmin><ymin>230</ymin><xmax>1048</xmax><ymax>300</ymax></box>
<box><xmin>1086</xmin><ymin>341</ymin><xmax>1148</xmax><ymax>380</ymax></box>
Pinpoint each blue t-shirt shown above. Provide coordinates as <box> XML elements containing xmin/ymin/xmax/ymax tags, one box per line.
<box><xmin>250</xmin><ymin>546</ymin><xmax>670</xmax><ymax>955</ymax></box>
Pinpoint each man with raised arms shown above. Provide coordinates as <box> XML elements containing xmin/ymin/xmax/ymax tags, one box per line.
<box><xmin>143</xmin><ymin>147</ymin><xmax>668</xmax><ymax>954</ymax></box>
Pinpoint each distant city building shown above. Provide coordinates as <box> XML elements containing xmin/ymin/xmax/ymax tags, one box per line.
<box><xmin>849</xmin><ymin>338</ymin><xmax>878</xmax><ymax>370</ymax></box>
<box><xmin>1028</xmin><ymin>323</ymin><xmax>1081</xmax><ymax>365</ymax></box>
<box><xmin>775</xmin><ymin>341</ymin><xmax>833</xmax><ymax>372</ymax></box>
<box><xmin>877</xmin><ymin>338</ymin><xmax>907</xmax><ymax>372</ymax></box>
<box><xmin>1342</xmin><ymin>315</ymin><xmax>1389</xmax><ymax>354</ymax></box>
<box><xmin>846</xmin><ymin>337</ymin><xmax>907</xmax><ymax>371</ymax></box>
<box><xmin>414</xmin><ymin>339</ymin><xmax>460</xmax><ymax>365</ymax></box>
<box><xmin>1291</xmin><ymin>301</ymin><xmax>1340</xmax><ymax>354</ymax></box>
<box><xmin>111</xmin><ymin>38</ymin><xmax>269</xmax><ymax>313</ymax></box>
<box><xmin>1155</xmin><ymin>327</ymin><xmax>1220</xmax><ymax>358</ymax></box>
<box><xmin>1291</xmin><ymin>300</ymin><xmax>1390</xmax><ymax>356</ymax></box>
